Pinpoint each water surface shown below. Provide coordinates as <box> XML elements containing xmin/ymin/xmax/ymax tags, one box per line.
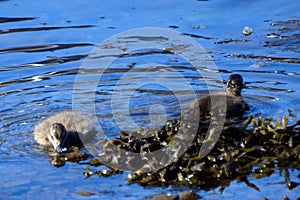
<box><xmin>0</xmin><ymin>0</ymin><xmax>299</xmax><ymax>199</ymax></box>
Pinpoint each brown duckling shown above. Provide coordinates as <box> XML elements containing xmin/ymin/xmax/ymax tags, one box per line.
<box><xmin>190</xmin><ymin>74</ymin><xmax>249</xmax><ymax>119</ymax></box>
<box><xmin>34</xmin><ymin>111</ymin><xmax>97</xmax><ymax>152</ymax></box>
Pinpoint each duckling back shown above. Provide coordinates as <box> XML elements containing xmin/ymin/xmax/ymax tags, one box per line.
<box><xmin>190</xmin><ymin>93</ymin><xmax>248</xmax><ymax>119</ymax></box>
<box><xmin>34</xmin><ymin>111</ymin><xmax>97</xmax><ymax>147</ymax></box>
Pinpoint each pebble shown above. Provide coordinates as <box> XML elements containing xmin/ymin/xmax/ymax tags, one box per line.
<box><xmin>243</xmin><ymin>26</ymin><xmax>253</xmax><ymax>36</ymax></box>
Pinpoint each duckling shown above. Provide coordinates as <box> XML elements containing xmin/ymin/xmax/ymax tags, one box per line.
<box><xmin>34</xmin><ymin>111</ymin><xmax>97</xmax><ymax>152</ymax></box>
<box><xmin>190</xmin><ymin>74</ymin><xmax>249</xmax><ymax>118</ymax></box>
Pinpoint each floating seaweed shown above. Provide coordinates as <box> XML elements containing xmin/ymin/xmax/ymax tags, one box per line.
<box><xmin>48</xmin><ymin>146</ymin><xmax>91</xmax><ymax>167</ymax></box>
<box><xmin>84</xmin><ymin>115</ymin><xmax>300</xmax><ymax>193</ymax></box>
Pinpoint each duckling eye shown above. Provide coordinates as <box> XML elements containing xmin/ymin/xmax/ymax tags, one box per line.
<box><xmin>54</xmin><ymin>132</ymin><xmax>60</xmax><ymax>139</ymax></box>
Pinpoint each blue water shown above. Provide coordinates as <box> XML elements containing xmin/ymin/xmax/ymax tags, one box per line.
<box><xmin>0</xmin><ymin>0</ymin><xmax>300</xmax><ymax>199</ymax></box>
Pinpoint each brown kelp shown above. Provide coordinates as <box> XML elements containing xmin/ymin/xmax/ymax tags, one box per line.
<box><xmin>85</xmin><ymin>115</ymin><xmax>300</xmax><ymax>192</ymax></box>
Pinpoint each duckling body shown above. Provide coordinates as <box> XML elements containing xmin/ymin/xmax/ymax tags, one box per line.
<box><xmin>190</xmin><ymin>74</ymin><xmax>249</xmax><ymax>118</ymax></box>
<box><xmin>34</xmin><ymin>111</ymin><xmax>97</xmax><ymax>152</ymax></box>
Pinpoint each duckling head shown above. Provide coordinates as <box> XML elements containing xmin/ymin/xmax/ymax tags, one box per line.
<box><xmin>48</xmin><ymin>123</ymin><xmax>68</xmax><ymax>152</ymax></box>
<box><xmin>226</xmin><ymin>74</ymin><xmax>244</xmax><ymax>97</ymax></box>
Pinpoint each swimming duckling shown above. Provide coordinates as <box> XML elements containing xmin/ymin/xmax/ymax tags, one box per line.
<box><xmin>190</xmin><ymin>74</ymin><xmax>249</xmax><ymax>118</ymax></box>
<box><xmin>34</xmin><ymin>111</ymin><xmax>97</xmax><ymax>152</ymax></box>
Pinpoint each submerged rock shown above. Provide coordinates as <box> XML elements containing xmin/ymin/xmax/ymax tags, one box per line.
<box><xmin>150</xmin><ymin>191</ymin><xmax>199</xmax><ymax>200</ymax></box>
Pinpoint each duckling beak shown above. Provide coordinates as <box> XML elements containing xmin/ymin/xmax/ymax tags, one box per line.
<box><xmin>58</xmin><ymin>130</ymin><xmax>69</xmax><ymax>153</ymax></box>
<box><xmin>55</xmin><ymin>146</ymin><xmax>68</xmax><ymax>153</ymax></box>
<box><xmin>231</xmin><ymin>85</ymin><xmax>242</xmax><ymax>96</ymax></box>
<box><xmin>47</xmin><ymin>134</ymin><xmax>61</xmax><ymax>152</ymax></box>
<box><xmin>49</xmin><ymin>123</ymin><xmax>69</xmax><ymax>153</ymax></box>
<box><xmin>57</xmin><ymin>143</ymin><xmax>69</xmax><ymax>153</ymax></box>
<box><xmin>55</xmin><ymin>146</ymin><xmax>63</xmax><ymax>153</ymax></box>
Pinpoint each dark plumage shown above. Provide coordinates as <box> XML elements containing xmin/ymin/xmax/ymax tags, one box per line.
<box><xmin>190</xmin><ymin>74</ymin><xmax>249</xmax><ymax>119</ymax></box>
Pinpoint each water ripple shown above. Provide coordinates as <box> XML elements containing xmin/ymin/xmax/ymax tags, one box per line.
<box><xmin>0</xmin><ymin>25</ymin><xmax>95</xmax><ymax>35</ymax></box>
<box><xmin>0</xmin><ymin>43</ymin><xmax>93</xmax><ymax>54</ymax></box>
<box><xmin>0</xmin><ymin>1</ymin><xmax>299</xmax><ymax>199</ymax></box>
<box><xmin>0</xmin><ymin>17</ymin><xmax>36</xmax><ymax>24</ymax></box>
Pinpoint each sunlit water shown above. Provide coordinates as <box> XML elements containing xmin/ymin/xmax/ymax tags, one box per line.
<box><xmin>0</xmin><ymin>0</ymin><xmax>300</xmax><ymax>199</ymax></box>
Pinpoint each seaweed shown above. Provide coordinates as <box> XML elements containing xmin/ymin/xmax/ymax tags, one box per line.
<box><xmin>84</xmin><ymin>115</ymin><xmax>300</xmax><ymax>192</ymax></box>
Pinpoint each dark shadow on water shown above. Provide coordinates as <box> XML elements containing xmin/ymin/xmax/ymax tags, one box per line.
<box><xmin>0</xmin><ymin>17</ymin><xmax>36</xmax><ymax>24</ymax></box>
<box><xmin>0</xmin><ymin>25</ymin><xmax>95</xmax><ymax>35</ymax></box>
